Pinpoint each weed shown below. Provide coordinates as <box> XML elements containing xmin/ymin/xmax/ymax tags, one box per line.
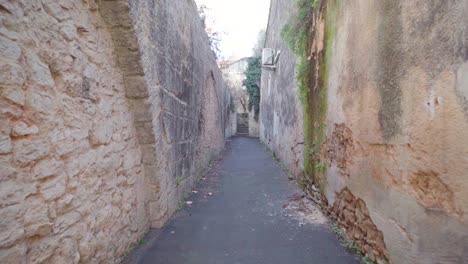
<box><xmin>119</xmin><ymin>237</ymin><xmax>147</xmax><ymax>263</ymax></box>
<box><xmin>332</xmin><ymin>224</ymin><xmax>377</xmax><ymax>264</ymax></box>
<box><xmin>272</xmin><ymin>152</ymin><xmax>279</xmax><ymax>161</ymax></box>
<box><xmin>314</xmin><ymin>161</ymin><xmax>327</xmax><ymax>171</ymax></box>
<box><xmin>176</xmin><ymin>176</ymin><xmax>183</xmax><ymax>186</ymax></box>
<box><xmin>309</xmin><ymin>147</ymin><xmax>316</xmax><ymax>155</ymax></box>
<box><xmin>361</xmin><ymin>256</ymin><xmax>375</xmax><ymax>264</ymax></box>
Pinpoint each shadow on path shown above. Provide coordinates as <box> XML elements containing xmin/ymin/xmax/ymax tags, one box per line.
<box><xmin>128</xmin><ymin>136</ymin><xmax>359</xmax><ymax>264</ymax></box>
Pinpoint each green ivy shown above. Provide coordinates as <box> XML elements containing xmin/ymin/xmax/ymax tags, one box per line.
<box><xmin>244</xmin><ymin>56</ymin><xmax>261</xmax><ymax>120</ymax></box>
<box><xmin>281</xmin><ymin>0</ymin><xmax>316</xmax><ymax>104</ymax></box>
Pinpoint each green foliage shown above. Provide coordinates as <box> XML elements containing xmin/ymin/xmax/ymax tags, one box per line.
<box><xmin>176</xmin><ymin>176</ymin><xmax>183</xmax><ymax>186</ymax></box>
<box><xmin>332</xmin><ymin>224</ymin><xmax>377</xmax><ymax>264</ymax></box>
<box><xmin>281</xmin><ymin>0</ymin><xmax>315</xmax><ymax>57</ymax></box>
<box><xmin>281</xmin><ymin>0</ymin><xmax>339</xmax><ymax>194</ymax></box>
<box><xmin>281</xmin><ymin>0</ymin><xmax>316</xmax><ymax>104</ymax></box>
<box><xmin>314</xmin><ymin>161</ymin><xmax>327</xmax><ymax>171</ymax></box>
<box><xmin>244</xmin><ymin>56</ymin><xmax>261</xmax><ymax>119</ymax></box>
<box><xmin>308</xmin><ymin>147</ymin><xmax>316</xmax><ymax>155</ymax></box>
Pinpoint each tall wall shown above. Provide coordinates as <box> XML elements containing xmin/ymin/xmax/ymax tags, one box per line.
<box><xmin>0</xmin><ymin>0</ymin><xmax>227</xmax><ymax>262</ymax></box>
<box><xmin>261</xmin><ymin>0</ymin><xmax>468</xmax><ymax>263</ymax></box>
<box><xmin>260</xmin><ymin>0</ymin><xmax>304</xmax><ymax>176</ymax></box>
<box><xmin>122</xmin><ymin>0</ymin><xmax>227</xmax><ymax>227</ymax></box>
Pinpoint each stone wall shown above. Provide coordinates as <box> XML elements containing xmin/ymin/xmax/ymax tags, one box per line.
<box><xmin>262</xmin><ymin>0</ymin><xmax>468</xmax><ymax>263</ymax></box>
<box><xmin>225</xmin><ymin>107</ymin><xmax>236</xmax><ymax>139</ymax></box>
<box><xmin>0</xmin><ymin>1</ymin><xmax>149</xmax><ymax>262</ymax></box>
<box><xmin>248</xmin><ymin>110</ymin><xmax>259</xmax><ymax>137</ymax></box>
<box><xmin>123</xmin><ymin>0</ymin><xmax>227</xmax><ymax>227</ymax></box>
<box><xmin>0</xmin><ymin>0</ymin><xmax>227</xmax><ymax>262</ymax></box>
<box><xmin>260</xmin><ymin>0</ymin><xmax>304</xmax><ymax>177</ymax></box>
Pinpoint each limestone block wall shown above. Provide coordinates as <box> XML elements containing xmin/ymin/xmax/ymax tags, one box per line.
<box><xmin>0</xmin><ymin>0</ymin><xmax>227</xmax><ymax>262</ymax></box>
<box><xmin>262</xmin><ymin>0</ymin><xmax>468</xmax><ymax>263</ymax></box>
<box><xmin>0</xmin><ymin>0</ymin><xmax>149</xmax><ymax>262</ymax></box>
<box><xmin>260</xmin><ymin>0</ymin><xmax>304</xmax><ymax>177</ymax></box>
<box><xmin>119</xmin><ymin>0</ymin><xmax>227</xmax><ymax>227</ymax></box>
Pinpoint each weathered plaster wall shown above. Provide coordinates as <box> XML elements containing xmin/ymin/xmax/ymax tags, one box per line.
<box><xmin>0</xmin><ymin>1</ymin><xmax>149</xmax><ymax>262</ymax></box>
<box><xmin>0</xmin><ymin>0</ymin><xmax>227</xmax><ymax>262</ymax></box>
<box><xmin>260</xmin><ymin>0</ymin><xmax>304</xmax><ymax>177</ymax></box>
<box><xmin>262</xmin><ymin>0</ymin><xmax>468</xmax><ymax>263</ymax></box>
<box><xmin>324</xmin><ymin>1</ymin><xmax>468</xmax><ymax>263</ymax></box>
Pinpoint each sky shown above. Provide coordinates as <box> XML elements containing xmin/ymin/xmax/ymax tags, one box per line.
<box><xmin>195</xmin><ymin>0</ymin><xmax>271</xmax><ymax>60</ymax></box>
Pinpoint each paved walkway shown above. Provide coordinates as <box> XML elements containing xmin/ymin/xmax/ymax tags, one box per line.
<box><xmin>132</xmin><ymin>137</ymin><xmax>359</xmax><ymax>264</ymax></box>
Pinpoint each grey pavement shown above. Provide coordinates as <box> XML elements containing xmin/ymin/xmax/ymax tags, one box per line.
<box><xmin>134</xmin><ymin>136</ymin><xmax>359</xmax><ymax>264</ymax></box>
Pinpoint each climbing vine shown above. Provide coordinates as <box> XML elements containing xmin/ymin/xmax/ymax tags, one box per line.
<box><xmin>281</xmin><ymin>0</ymin><xmax>318</xmax><ymax>103</ymax></box>
<box><xmin>244</xmin><ymin>56</ymin><xmax>261</xmax><ymax>120</ymax></box>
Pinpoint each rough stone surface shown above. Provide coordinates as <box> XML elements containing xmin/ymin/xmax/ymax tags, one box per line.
<box><xmin>260</xmin><ymin>0</ymin><xmax>305</xmax><ymax>178</ymax></box>
<box><xmin>261</xmin><ymin>0</ymin><xmax>468</xmax><ymax>263</ymax></box>
<box><xmin>101</xmin><ymin>0</ymin><xmax>229</xmax><ymax>228</ymax></box>
<box><xmin>332</xmin><ymin>188</ymin><xmax>389</xmax><ymax>263</ymax></box>
<box><xmin>0</xmin><ymin>0</ymin><xmax>228</xmax><ymax>262</ymax></box>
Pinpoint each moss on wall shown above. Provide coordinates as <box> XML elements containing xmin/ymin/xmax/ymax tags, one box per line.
<box><xmin>282</xmin><ymin>0</ymin><xmax>338</xmax><ymax>195</ymax></box>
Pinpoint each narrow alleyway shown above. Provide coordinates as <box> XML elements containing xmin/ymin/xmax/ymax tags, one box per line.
<box><xmin>129</xmin><ymin>137</ymin><xmax>359</xmax><ymax>264</ymax></box>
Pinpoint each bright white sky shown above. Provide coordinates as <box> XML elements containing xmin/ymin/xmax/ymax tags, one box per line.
<box><xmin>195</xmin><ymin>0</ymin><xmax>271</xmax><ymax>60</ymax></box>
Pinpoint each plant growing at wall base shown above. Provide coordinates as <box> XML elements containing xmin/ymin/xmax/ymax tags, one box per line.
<box><xmin>176</xmin><ymin>176</ymin><xmax>184</xmax><ymax>186</ymax></box>
<box><xmin>333</xmin><ymin>224</ymin><xmax>377</xmax><ymax>264</ymax></box>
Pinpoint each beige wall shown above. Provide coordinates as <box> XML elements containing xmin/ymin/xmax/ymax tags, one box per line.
<box><xmin>0</xmin><ymin>1</ymin><xmax>149</xmax><ymax>262</ymax></box>
<box><xmin>325</xmin><ymin>1</ymin><xmax>468</xmax><ymax>263</ymax></box>
<box><xmin>0</xmin><ymin>0</ymin><xmax>227</xmax><ymax>262</ymax></box>
<box><xmin>262</xmin><ymin>0</ymin><xmax>468</xmax><ymax>263</ymax></box>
